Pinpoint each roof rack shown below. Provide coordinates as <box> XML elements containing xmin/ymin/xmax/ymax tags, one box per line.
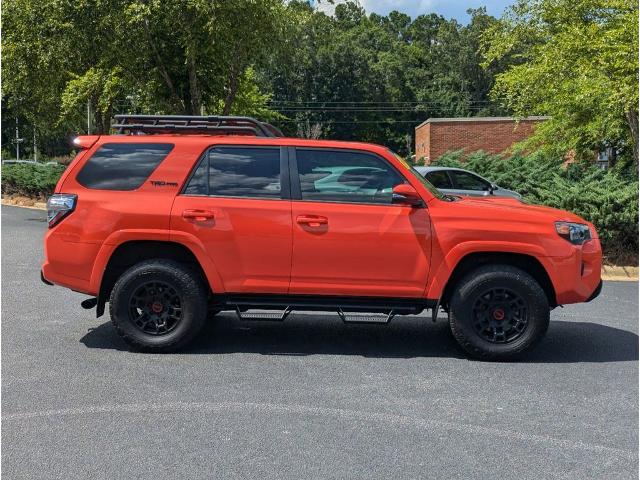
<box><xmin>111</xmin><ymin>115</ymin><xmax>284</xmax><ymax>137</ymax></box>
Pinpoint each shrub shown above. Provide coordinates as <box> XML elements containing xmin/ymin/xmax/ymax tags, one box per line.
<box><xmin>432</xmin><ymin>151</ymin><xmax>639</xmax><ymax>264</ymax></box>
<box><xmin>1</xmin><ymin>163</ymin><xmax>66</xmax><ymax>199</ymax></box>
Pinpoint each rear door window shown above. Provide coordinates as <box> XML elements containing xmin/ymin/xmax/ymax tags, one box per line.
<box><xmin>76</xmin><ymin>143</ymin><xmax>173</xmax><ymax>190</ymax></box>
<box><xmin>183</xmin><ymin>146</ymin><xmax>282</xmax><ymax>199</ymax></box>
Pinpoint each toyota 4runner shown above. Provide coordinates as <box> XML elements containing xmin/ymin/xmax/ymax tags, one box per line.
<box><xmin>41</xmin><ymin>115</ymin><xmax>602</xmax><ymax>359</ymax></box>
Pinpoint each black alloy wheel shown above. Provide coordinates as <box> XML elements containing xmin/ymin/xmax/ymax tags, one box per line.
<box><xmin>448</xmin><ymin>264</ymin><xmax>550</xmax><ymax>360</ymax></box>
<box><xmin>110</xmin><ymin>259</ymin><xmax>208</xmax><ymax>352</ymax></box>
<box><xmin>471</xmin><ymin>287</ymin><xmax>529</xmax><ymax>343</ymax></box>
<box><xmin>129</xmin><ymin>281</ymin><xmax>183</xmax><ymax>335</ymax></box>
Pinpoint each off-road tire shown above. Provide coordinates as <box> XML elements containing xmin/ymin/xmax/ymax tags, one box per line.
<box><xmin>109</xmin><ymin>259</ymin><xmax>207</xmax><ymax>352</ymax></box>
<box><xmin>449</xmin><ymin>264</ymin><xmax>549</xmax><ymax>361</ymax></box>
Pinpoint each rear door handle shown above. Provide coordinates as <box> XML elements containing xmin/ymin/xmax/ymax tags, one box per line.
<box><xmin>182</xmin><ymin>209</ymin><xmax>215</xmax><ymax>222</ymax></box>
<box><xmin>296</xmin><ymin>215</ymin><xmax>328</xmax><ymax>227</ymax></box>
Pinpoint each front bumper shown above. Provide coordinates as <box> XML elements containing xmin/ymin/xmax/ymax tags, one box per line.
<box><xmin>586</xmin><ymin>280</ymin><xmax>603</xmax><ymax>302</ymax></box>
<box><xmin>551</xmin><ymin>237</ymin><xmax>602</xmax><ymax>305</ymax></box>
<box><xmin>40</xmin><ymin>269</ymin><xmax>53</xmax><ymax>286</ymax></box>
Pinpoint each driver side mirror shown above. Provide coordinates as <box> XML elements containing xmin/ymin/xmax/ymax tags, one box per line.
<box><xmin>392</xmin><ymin>184</ymin><xmax>424</xmax><ymax>207</ymax></box>
<box><xmin>490</xmin><ymin>183</ymin><xmax>499</xmax><ymax>194</ymax></box>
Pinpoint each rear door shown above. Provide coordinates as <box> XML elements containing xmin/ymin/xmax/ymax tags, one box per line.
<box><xmin>288</xmin><ymin>147</ymin><xmax>431</xmax><ymax>298</ymax></box>
<box><xmin>170</xmin><ymin>145</ymin><xmax>292</xmax><ymax>293</ymax></box>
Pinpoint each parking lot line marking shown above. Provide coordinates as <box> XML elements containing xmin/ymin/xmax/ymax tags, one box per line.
<box><xmin>3</xmin><ymin>401</ymin><xmax>636</xmax><ymax>461</ymax></box>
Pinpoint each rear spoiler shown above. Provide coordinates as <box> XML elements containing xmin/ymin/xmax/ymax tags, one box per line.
<box><xmin>71</xmin><ymin>135</ymin><xmax>100</xmax><ymax>150</ymax></box>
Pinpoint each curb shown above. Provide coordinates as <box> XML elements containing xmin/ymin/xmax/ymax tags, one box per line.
<box><xmin>2</xmin><ymin>200</ymin><xmax>637</xmax><ymax>282</ymax></box>
<box><xmin>601</xmin><ymin>266</ymin><xmax>639</xmax><ymax>282</ymax></box>
<box><xmin>2</xmin><ymin>198</ymin><xmax>47</xmax><ymax>210</ymax></box>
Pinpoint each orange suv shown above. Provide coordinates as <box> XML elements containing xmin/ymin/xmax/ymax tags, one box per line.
<box><xmin>41</xmin><ymin>115</ymin><xmax>602</xmax><ymax>359</ymax></box>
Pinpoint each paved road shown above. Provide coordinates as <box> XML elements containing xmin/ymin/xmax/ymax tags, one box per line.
<box><xmin>2</xmin><ymin>204</ymin><xmax>638</xmax><ymax>479</ymax></box>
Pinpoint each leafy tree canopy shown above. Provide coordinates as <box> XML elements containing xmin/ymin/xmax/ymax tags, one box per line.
<box><xmin>482</xmin><ymin>0</ymin><xmax>639</xmax><ymax>168</ymax></box>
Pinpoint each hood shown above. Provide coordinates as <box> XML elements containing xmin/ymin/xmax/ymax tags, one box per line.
<box><xmin>452</xmin><ymin>196</ymin><xmax>585</xmax><ymax>224</ymax></box>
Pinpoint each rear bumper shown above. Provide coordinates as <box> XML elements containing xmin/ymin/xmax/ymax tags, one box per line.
<box><xmin>42</xmin><ymin>228</ymin><xmax>99</xmax><ymax>295</ymax></box>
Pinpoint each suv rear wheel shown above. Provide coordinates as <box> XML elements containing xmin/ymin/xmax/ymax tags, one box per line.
<box><xmin>109</xmin><ymin>259</ymin><xmax>207</xmax><ymax>352</ymax></box>
<box><xmin>449</xmin><ymin>265</ymin><xmax>549</xmax><ymax>360</ymax></box>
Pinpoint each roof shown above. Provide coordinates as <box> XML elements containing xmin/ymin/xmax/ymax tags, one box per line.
<box><xmin>415</xmin><ymin>116</ymin><xmax>550</xmax><ymax>130</ymax></box>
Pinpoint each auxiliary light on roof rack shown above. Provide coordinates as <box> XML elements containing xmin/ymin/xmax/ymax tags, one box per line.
<box><xmin>111</xmin><ymin>114</ymin><xmax>284</xmax><ymax>137</ymax></box>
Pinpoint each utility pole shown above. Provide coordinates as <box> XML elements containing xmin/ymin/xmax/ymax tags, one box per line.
<box><xmin>15</xmin><ymin>117</ymin><xmax>21</xmax><ymax>161</ymax></box>
<box><xmin>33</xmin><ymin>129</ymin><xmax>38</xmax><ymax>162</ymax></box>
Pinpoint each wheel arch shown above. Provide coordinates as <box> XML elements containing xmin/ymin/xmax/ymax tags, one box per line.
<box><xmin>94</xmin><ymin>240</ymin><xmax>222</xmax><ymax>317</ymax></box>
<box><xmin>436</xmin><ymin>252</ymin><xmax>557</xmax><ymax>309</ymax></box>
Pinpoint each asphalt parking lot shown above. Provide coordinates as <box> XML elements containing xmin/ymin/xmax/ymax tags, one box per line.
<box><xmin>2</xmin><ymin>204</ymin><xmax>638</xmax><ymax>479</ymax></box>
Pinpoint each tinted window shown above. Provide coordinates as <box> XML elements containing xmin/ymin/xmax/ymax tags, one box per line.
<box><xmin>183</xmin><ymin>157</ymin><xmax>208</xmax><ymax>195</ymax></box>
<box><xmin>296</xmin><ymin>149</ymin><xmax>404</xmax><ymax>204</ymax></box>
<box><xmin>450</xmin><ymin>171</ymin><xmax>489</xmax><ymax>191</ymax></box>
<box><xmin>425</xmin><ymin>170</ymin><xmax>453</xmax><ymax>189</ymax></box>
<box><xmin>184</xmin><ymin>146</ymin><xmax>281</xmax><ymax>198</ymax></box>
<box><xmin>76</xmin><ymin>143</ymin><xmax>173</xmax><ymax>190</ymax></box>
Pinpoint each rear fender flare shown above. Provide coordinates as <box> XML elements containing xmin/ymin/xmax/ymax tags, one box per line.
<box><xmin>89</xmin><ymin>229</ymin><xmax>226</xmax><ymax>295</ymax></box>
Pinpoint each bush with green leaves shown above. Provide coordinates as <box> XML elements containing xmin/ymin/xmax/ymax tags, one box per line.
<box><xmin>433</xmin><ymin>150</ymin><xmax>639</xmax><ymax>264</ymax></box>
<box><xmin>1</xmin><ymin>163</ymin><xmax>66</xmax><ymax>199</ymax></box>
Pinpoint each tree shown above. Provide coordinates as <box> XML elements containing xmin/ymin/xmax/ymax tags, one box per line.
<box><xmin>261</xmin><ymin>2</ymin><xmax>506</xmax><ymax>154</ymax></box>
<box><xmin>482</xmin><ymin>0</ymin><xmax>639</xmax><ymax>168</ymax></box>
<box><xmin>2</xmin><ymin>0</ymin><xmax>288</xmax><ymax>154</ymax></box>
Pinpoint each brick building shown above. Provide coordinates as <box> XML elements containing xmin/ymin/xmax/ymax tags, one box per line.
<box><xmin>414</xmin><ymin>116</ymin><xmax>549</xmax><ymax>164</ymax></box>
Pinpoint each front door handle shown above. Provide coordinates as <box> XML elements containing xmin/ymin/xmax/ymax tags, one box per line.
<box><xmin>296</xmin><ymin>215</ymin><xmax>328</xmax><ymax>227</ymax></box>
<box><xmin>182</xmin><ymin>209</ymin><xmax>215</xmax><ymax>222</ymax></box>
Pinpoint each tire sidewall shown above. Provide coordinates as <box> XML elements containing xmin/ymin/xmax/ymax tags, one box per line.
<box><xmin>450</xmin><ymin>266</ymin><xmax>549</xmax><ymax>359</ymax></box>
<box><xmin>110</xmin><ymin>261</ymin><xmax>207</xmax><ymax>351</ymax></box>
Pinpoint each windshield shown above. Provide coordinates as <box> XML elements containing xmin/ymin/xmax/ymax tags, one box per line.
<box><xmin>389</xmin><ymin>151</ymin><xmax>444</xmax><ymax>200</ymax></box>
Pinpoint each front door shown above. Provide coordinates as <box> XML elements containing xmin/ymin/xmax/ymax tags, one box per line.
<box><xmin>289</xmin><ymin>147</ymin><xmax>431</xmax><ymax>298</ymax></box>
<box><xmin>171</xmin><ymin>145</ymin><xmax>292</xmax><ymax>293</ymax></box>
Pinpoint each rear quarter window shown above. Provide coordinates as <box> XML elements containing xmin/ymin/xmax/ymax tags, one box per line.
<box><xmin>76</xmin><ymin>143</ymin><xmax>174</xmax><ymax>190</ymax></box>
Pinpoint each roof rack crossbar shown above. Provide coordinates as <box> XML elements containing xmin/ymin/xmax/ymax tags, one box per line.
<box><xmin>112</xmin><ymin>114</ymin><xmax>281</xmax><ymax>137</ymax></box>
<box><xmin>111</xmin><ymin>123</ymin><xmax>261</xmax><ymax>135</ymax></box>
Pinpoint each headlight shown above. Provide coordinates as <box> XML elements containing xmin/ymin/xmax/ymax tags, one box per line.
<box><xmin>555</xmin><ymin>221</ymin><xmax>591</xmax><ymax>245</ymax></box>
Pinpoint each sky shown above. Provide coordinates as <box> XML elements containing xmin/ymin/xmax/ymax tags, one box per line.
<box><xmin>314</xmin><ymin>0</ymin><xmax>514</xmax><ymax>23</ymax></box>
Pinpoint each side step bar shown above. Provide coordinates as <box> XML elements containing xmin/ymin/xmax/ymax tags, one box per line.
<box><xmin>216</xmin><ymin>294</ymin><xmax>437</xmax><ymax>323</ymax></box>
<box><xmin>219</xmin><ymin>294</ymin><xmax>435</xmax><ymax>315</ymax></box>
<box><xmin>337</xmin><ymin>309</ymin><xmax>395</xmax><ymax>324</ymax></box>
<box><xmin>235</xmin><ymin>306</ymin><xmax>292</xmax><ymax>322</ymax></box>
<box><xmin>233</xmin><ymin>307</ymin><xmax>397</xmax><ymax>324</ymax></box>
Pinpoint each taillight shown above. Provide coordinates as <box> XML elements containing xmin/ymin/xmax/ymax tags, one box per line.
<box><xmin>46</xmin><ymin>194</ymin><xmax>77</xmax><ymax>228</ymax></box>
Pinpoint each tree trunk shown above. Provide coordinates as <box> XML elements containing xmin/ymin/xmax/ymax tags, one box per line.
<box><xmin>143</xmin><ymin>18</ymin><xmax>185</xmax><ymax>113</ymax></box>
<box><xmin>626</xmin><ymin>109</ymin><xmax>639</xmax><ymax>171</ymax></box>
<box><xmin>187</xmin><ymin>54</ymin><xmax>202</xmax><ymax>115</ymax></box>
<box><xmin>222</xmin><ymin>64</ymin><xmax>240</xmax><ymax>115</ymax></box>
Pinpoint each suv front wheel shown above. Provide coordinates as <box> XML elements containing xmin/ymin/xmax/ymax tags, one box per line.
<box><xmin>109</xmin><ymin>259</ymin><xmax>207</xmax><ymax>352</ymax></box>
<box><xmin>449</xmin><ymin>264</ymin><xmax>550</xmax><ymax>360</ymax></box>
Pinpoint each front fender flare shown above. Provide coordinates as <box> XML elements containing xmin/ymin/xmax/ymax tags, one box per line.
<box><xmin>425</xmin><ymin>240</ymin><xmax>556</xmax><ymax>301</ymax></box>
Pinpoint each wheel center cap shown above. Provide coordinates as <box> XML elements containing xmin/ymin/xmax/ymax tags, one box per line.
<box><xmin>151</xmin><ymin>301</ymin><xmax>164</xmax><ymax>313</ymax></box>
<box><xmin>492</xmin><ymin>308</ymin><xmax>505</xmax><ymax>321</ymax></box>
